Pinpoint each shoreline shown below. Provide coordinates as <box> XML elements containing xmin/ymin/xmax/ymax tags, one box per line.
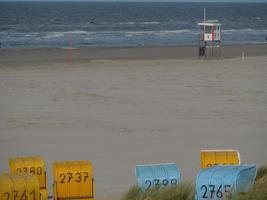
<box><xmin>0</xmin><ymin>43</ymin><xmax>266</xmax><ymax>66</ymax></box>
<box><xmin>2</xmin><ymin>41</ymin><xmax>267</xmax><ymax>49</ymax></box>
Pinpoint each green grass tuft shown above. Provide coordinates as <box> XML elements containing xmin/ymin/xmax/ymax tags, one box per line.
<box><xmin>121</xmin><ymin>185</ymin><xmax>142</xmax><ymax>200</ymax></box>
<box><xmin>153</xmin><ymin>183</ymin><xmax>195</xmax><ymax>200</ymax></box>
<box><xmin>256</xmin><ymin>165</ymin><xmax>267</xmax><ymax>181</ymax></box>
<box><xmin>121</xmin><ymin>183</ymin><xmax>194</xmax><ymax>200</ymax></box>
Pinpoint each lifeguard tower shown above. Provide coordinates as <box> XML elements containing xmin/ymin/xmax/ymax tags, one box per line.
<box><xmin>198</xmin><ymin>9</ymin><xmax>221</xmax><ymax>58</ymax></box>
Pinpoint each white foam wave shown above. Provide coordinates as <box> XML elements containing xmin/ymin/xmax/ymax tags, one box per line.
<box><xmin>43</xmin><ymin>30</ymin><xmax>89</xmax><ymax>39</ymax></box>
<box><xmin>64</xmin><ymin>30</ymin><xmax>88</xmax><ymax>34</ymax></box>
<box><xmin>20</xmin><ymin>32</ymin><xmax>39</xmax><ymax>37</ymax></box>
<box><xmin>142</xmin><ymin>21</ymin><xmax>160</xmax><ymax>25</ymax></box>
<box><xmin>5</xmin><ymin>28</ymin><xmax>267</xmax><ymax>42</ymax></box>
<box><xmin>125</xmin><ymin>29</ymin><xmax>196</xmax><ymax>37</ymax></box>
<box><xmin>41</xmin><ymin>29</ymin><xmax>196</xmax><ymax>39</ymax></box>
<box><xmin>117</xmin><ymin>21</ymin><xmax>160</xmax><ymax>25</ymax></box>
<box><xmin>44</xmin><ymin>32</ymin><xmax>65</xmax><ymax>39</ymax></box>
<box><xmin>223</xmin><ymin>28</ymin><xmax>267</xmax><ymax>35</ymax></box>
<box><xmin>117</xmin><ymin>22</ymin><xmax>136</xmax><ymax>25</ymax></box>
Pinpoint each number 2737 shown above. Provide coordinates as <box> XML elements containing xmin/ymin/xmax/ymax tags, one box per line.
<box><xmin>59</xmin><ymin>172</ymin><xmax>89</xmax><ymax>183</ymax></box>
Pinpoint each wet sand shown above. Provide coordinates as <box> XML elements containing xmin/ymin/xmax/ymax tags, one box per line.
<box><xmin>0</xmin><ymin>43</ymin><xmax>267</xmax><ymax>66</ymax></box>
<box><xmin>0</xmin><ymin>45</ymin><xmax>267</xmax><ymax>199</ymax></box>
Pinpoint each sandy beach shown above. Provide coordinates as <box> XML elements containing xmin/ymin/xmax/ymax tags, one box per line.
<box><xmin>0</xmin><ymin>44</ymin><xmax>267</xmax><ymax>199</ymax></box>
<box><xmin>0</xmin><ymin>44</ymin><xmax>267</xmax><ymax>66</ymax></box>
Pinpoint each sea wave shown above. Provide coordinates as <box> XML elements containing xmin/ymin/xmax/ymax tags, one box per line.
<box><xmin>2</xmin><ymin>28</ymin><xmax>267</xmax><ymax>43</ymax></box>
<box><xmin>117</xmin><ymin>22</ymin><xmax>136</xmax><ymax>25</ymax></box>
<box><xmin>43</xmin><ymin>32</ymin><xmax>65</xmax><ymax>39</ymax></box>
<box><xmin>222</xmin><ymin>28</ymin><xmax>267</xmax><ymax>35</ymax></box>
<box><xmin>31</xmin><ymin>29</ymin><xmax>198</xmax><ymax>39</ymax></box>
<box><xmin>43</xmin><ymin>30</ymin><xmax>89</xmax><ymax>39</ymax></box>
<box><xmin>116</xmin><ymin>21</ymin><xmax>160</xmax><ymax>25</ymax></box>
<box><xmin>142</xmin><ymin>21</ymin><xmax>160</xmax><ymax>25</ymax></box>
<box><xmin>125</xmin><ymin>29</ymin><xmax>196</xmax><ymax>37</ymax></box>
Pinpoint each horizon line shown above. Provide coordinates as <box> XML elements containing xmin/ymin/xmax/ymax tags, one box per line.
<box><xmin>0</xmin><ymin>0</ymin><xmax>267</xmax><ymax>2</ymax></box>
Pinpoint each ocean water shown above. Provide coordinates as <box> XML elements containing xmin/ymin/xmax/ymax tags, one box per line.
<box><xmin>0</xmin><ymin>2</ymin><xmax>267</xmax><ymax>48</ymax></box>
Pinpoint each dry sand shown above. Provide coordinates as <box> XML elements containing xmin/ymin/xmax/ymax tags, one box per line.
<box><xmin>0</xmin><ymin>45</ymin><xmax>267</xmax><ymax>199</ymax></box>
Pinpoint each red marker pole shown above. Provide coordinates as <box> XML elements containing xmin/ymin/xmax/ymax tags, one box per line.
<box><xmin>68</xmin><ymin>34</ymin><xmax>73</xmax><ymax>64</ymax></box>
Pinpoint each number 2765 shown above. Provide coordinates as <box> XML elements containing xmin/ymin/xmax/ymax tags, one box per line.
<box><xmin>201</xmin><ymin>184</ymin><xmax>231</xmax><ymax>199</ymax></box>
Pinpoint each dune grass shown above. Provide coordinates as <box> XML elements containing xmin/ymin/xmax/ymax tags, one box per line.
<box><xmin>256</xmin><ymin>165</ymin><xmax>267</xmax><ymax>181</ymax></box>
<box><xmin>121</xmin><ymin>165</ymin><xmax>267</xmax><ymax>200</ymax></box>
<box><xmin>121</xmin><ymin>185</ymin><xmax>142</xmax><ymax>200</ymax></box>
<box><xmin>235</xmin><ymin>165</ymin><xmax>267</xmax><ymax>200</ymax></box>
<box><xmin>121</xmin><ymin>183</ymin><xmax>195</xmax><ymax>200</ymax></box>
